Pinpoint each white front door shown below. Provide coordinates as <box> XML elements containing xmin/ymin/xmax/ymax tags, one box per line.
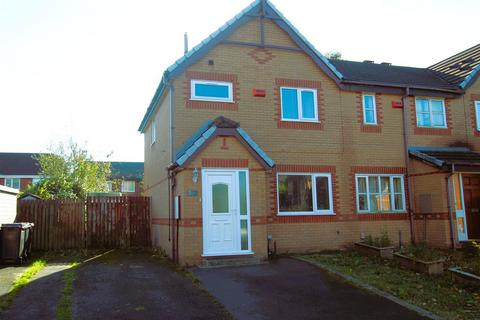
<box><xmin>202</xmin><ymin>169</ymin><xmax>251</xmax><ymax>256</ymax></box>
<box><xmin>453</xmin><ymin>174</ymin><xmax>468</xmax><ymax>241</ymax></box>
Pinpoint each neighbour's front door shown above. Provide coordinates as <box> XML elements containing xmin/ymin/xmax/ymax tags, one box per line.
<box><xmin>203</xmin><ymin>171</ymin><xmax>238</xmax><ymax>255</ymax></box>
<box><xmin>463</xmin><ymin>175</ymin><xmax>480</xmax><ymax>239</ymax></box>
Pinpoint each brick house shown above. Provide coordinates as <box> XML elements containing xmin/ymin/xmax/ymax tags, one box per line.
<box><xmin>139</xmin><ymin>0</ymin><xmax>480</xmax><ymax>265</ymax></box>
<box><xmin>0</xmin><ymin>152</ymin><xmax>144</xmax><ymax>196</ymax></box>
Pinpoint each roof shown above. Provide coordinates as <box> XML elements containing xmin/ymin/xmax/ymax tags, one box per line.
<box><xmin>138</xmin><ymin>0</ymin><xmax>343</xmax><ymax>133</ymax></box>
<box><xmin>175</xmin><ymin>116</ymin><xmax>275</xmax><ymax>168</ymax></box>
<box><xmin>110</xmin><ymin>162</ymin><xmax>144</xmax><ymax>181</ymax></box>
<box><xmin>409</xmin><ymin>146</ymin><xmax>480</xmax><ymax>168</ymax></box>
<box><xmin>0</xmin><ymin>153</ymin><xmax>41</xmax><ymax>175</ymax></box>
<box><xmin>330</xmin><ymin>60</ymin><xmax>460</xmax><ymax>92</ymax></box>
<box><xmin>429</xmin><ymin>44</ymin><xmax>480</xmax><ymax>89</ymax></box>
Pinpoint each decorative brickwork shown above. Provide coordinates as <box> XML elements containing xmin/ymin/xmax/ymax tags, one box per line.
<box><xmin>355</xmin><ymin>92</ymin><xmax>383</xmax><ymax>133</ymax></box>
<box><xmin>470</xmin><ymin>94</ymin><xmax>480</xmax><ymax>137</ymax></box>
<box><xmin>274</xmin><ymin>78</ymin><xmax>325</xmax><ymax>130</ymax></box>
<box><xmin>413</xmin><ymin>212</ymin><xmax>451</xmax><ymax>220</ymax></box>
<box><xmin>248</xmin><ymin>48</ymin><xmax>276</xmax><ymax>64</ymax></box>
<box><xmin>201</xmin><ymin>158</ymin><xmax>249</xmax><ymax>168</ymax></box>
<box><xmin>409</xmin><ymin>97</ymin><xmax>452</xmax><ymax>136</ymax></box>
<box><xmin>184</xmin><ymin>71</ymin><xmax>240</xmax><ymax>110</ymax></box>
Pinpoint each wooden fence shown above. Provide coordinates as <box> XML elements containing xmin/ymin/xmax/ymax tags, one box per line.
<box><xmin>16</xmin><ymin>196</ymin><xmax>150</xmax><ymax>250</ymax></box>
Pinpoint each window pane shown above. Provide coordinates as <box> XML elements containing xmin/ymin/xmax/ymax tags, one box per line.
<box><xmin>381</xmin><ymin>194</ymin><xmax>391</xmax><ymax>211</ymax></box>
<box><xmin>6</xmin><ymin>178</ymin><xmax>20</xmax><ymax>189</ymax></box>
<box><xmin>301</xmin><ymin>91</ymin><xmax>315</xmax><ymax>119</ymax></box>
<box><xmin>281</xmin><ymin>88</ymin><xmax>299</xmax><ymax>119</ymax></box>
<box><xmin>416</xmin><ymin>99</ymin><xmax>429</xmax><ymax>112</ymax></box>
<box><xmin>368</xmin><ymin>177</ymin><xmax>379</xmax><ymax>193</ymax></box>
<box><xmin>195</xmin><ymin>83</ymin><xmax>230</xmax><ymax>99</ymax></box>
<box><xmin>394</xmin><ymin>194</ymin><xmax>404</xmax><ymax>211</ymax></box>
<box><xmin>363</xmin><ymin>95</ymin><xmax>374</xmax><ymax>109</ymax></box>
<box><xmin>212</xmin><ymin>183</ymin><xmax>229</xmax><ymax>213</ymax></box>
<box><xmin>365</xmin><ymin>110</ymin><xmax>375</xmax><ymax>124</ymax></box>
<box><xmin>381</xmin><ymin>177</ymin><xmax>390</xmax><ymax>193</ymax></box>
<box><xmin>240</xmin><ymin>220</ymin><xmax>248</xmax><ymax>250</ymax></box>
<box><xmin>418</xmin><ymin>113</ymin><xmax>431</xmax><ymax>127</ymax></box>
<box><xmin>453</xmin><ymin>175</ymin><xmax>463</xmax><ymax>211</ymax></box>
<box><xmin>239</xmin><ymin>172</ymin><xmax>247</xmax><ymax>216</ymax></box>
<box><xmin>369</xmin><ymin>195</ymin><xmax>380</xmax><ymax>211</ymax></box>
<box><xmin>357</xmin><ymin>177</ymin><xmax>367</xmax><ymax>193</ymax></box>
<box><xmin>278</xmin><ymin>175</ymin><xmax>313</xmax><ymax>212</ymax></box>
<box><xmin>393</xmin><ymin>177</ymin><xmax>402</xmax><ymax>193</ymax></box>
<box><xmin>431</xmin><ymin>100</ymin><xmax>444</xmax><ymax>113</ymax></box>
<box><xmin>475</xmin><ymin>103</ymin><xmax>480</xmax><ymax>130</ymax></box>
<box><xmin>315</xmin><ymin>176</ymin><xmax>330</xmax><ymax>210</ymax></box>
<box><xmin>432</xmin><ymin>113</ymin><xmax>445</xmax><ymax>127</ymax></box>
<box><xmin>358</xmin><ymin>195</ymin><xmax>368</xmax><ymax>211</ymax></box>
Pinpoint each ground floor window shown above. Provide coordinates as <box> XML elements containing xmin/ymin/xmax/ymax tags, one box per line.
<box><xmin>277</xmin><ymin>173</ymin><xmax>333</xmax><ymax>215</ymax></box>
<box><xmin>5</xmin><ymin>177</ymin><xmax>20</xmax><ymax>189</ymax></box>
<box><xmin>121</xmin><ymin>180</ymin><xmax>135</xmax><ymax>193</ymax></box>
<box><xmin>356</xmin><ymin>175</ymin><xmax>405</xmax><ymax>213</ymax></box>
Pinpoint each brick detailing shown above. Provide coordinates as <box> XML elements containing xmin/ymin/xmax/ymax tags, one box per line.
<box><xmin>274</xmin><ymin>78</ymin><xmax>325</xmax><ymax>130</ymax></box>
<box><xmin>349</xmin><ymin>166</ymin><xmax>408</xmax><ymax>215</ymax></box>
<box><xmin>355</xmin><ymin>92</ymin><xmax>383</xmax><ymax>133</ymax></box>
<box><xmin>413</xmin><ymin>212</ymin><xmax>450</xmax><ymax>220</ymax></box>
<box><xmin>470</xmin><ymin>94</ymin><xmax>480</xmax><ymax>137</ymax></box>
<box><xmin>248</xmin><ymin>48</ymin><xmax>276</xmax><ymax>64</ymax></box>
<box><xmin>269</xmin><ymin>164</ymin><xmax>340</xmax><ymax>221</ymax></box>
<box><xmin>409</xmin><ymin>97</ymin><xmax>452</xmax><ymax>136</ymax></box>
<box><xmin>184</xmin><ymin>71</ymin><xmax>240</xmax><ymax>110</ymax></box>
<box><xmin>201</xmin><ymin>158</ymin><xmax>249</xmax><ymax>168</ymax></box>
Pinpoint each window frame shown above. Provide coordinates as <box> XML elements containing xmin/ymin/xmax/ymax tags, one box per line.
<box><xmin>151</xmin><ymin>122</ymin><xmax>156</xmax><ymax>146</ymax></box>
<box><xmin>355</xmin><ymin>174</ymin><xmax>406</xmax><ymax>213</ymax></box>
<box><xmin>280</xmin><ymin>87</ymin><xmax>319</xmax><ymax>122</ymax></box>
<box><xmin>5</xmin><ymin>177</ymin><xmax>21</xmax><ymax>190</ymax></box>
<box><xmin>415</xmin><ymin>98</ymin><xmax>447</xmax><ymax>129</ymax></box>
<box><xmin>362</xmin><ymin>93</ymin><xmax>377</xmax><ymax>125</ymax></box>
<box><xmin>475</xmin><ymin>101</ymin><xmax>480</xmax><ymax>131</ymax></box>
<box><xmin>276</xmin><ymin>172</ymin><xmax>334</xmax><ymax>216</ymax></box>
<box><xmin>121</xmin><ymin>180</ymin><xmax>136</xmax><ymax>193</ymax></box>
<box><xmin>190</xmin><ymin>79</ymin><xmax>234</xmax><ymax>103</ymax></box>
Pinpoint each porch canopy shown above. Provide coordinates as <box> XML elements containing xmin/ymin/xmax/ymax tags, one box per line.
<box><xmin>409</xmin><ymin>146</ymin><xmax>480</xmax><ymax>172</ymax></box>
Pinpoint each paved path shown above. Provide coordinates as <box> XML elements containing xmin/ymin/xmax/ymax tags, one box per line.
<box><xmin>194</xmin><ymin>257</ymin><xmax>429</xmax><ymax>320</ymax></box>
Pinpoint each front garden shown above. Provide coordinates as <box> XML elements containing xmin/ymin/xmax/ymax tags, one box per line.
<box><xmin>301</xmin><ymin>238</ymin><xmax>480</xmax><ymax>320</ymax></box>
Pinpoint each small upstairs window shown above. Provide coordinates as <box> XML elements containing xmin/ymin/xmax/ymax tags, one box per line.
<box><xmin>191</xmin><ymin>80</ymin><xmax>233</xmax><ymax>102</ymax></box>
<box><xmin>475</xmin><ymin>101</ymin><xmax>480</xmax><ymax>131</ymax></box>
<box><xmin>362</xmin><ymin>94</ymin><xmax>377</xmax><ymax>125</ymax></box>
<box><xmin>415</xmin><ymin>98</ymin><xmax>446</xmax><ymax>128</ymax></box>
<box><xmin>151</xmin><ymin>122</ymin><xmax>156</xmax><ymax>145</ymax></box>
<box><xmin>280</xmin><ymin>87</ymin><xmax>318</xmax><ymax>122</ymax></box>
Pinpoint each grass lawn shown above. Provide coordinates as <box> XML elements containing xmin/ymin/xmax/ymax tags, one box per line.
<box><xmin>301</xmin><ymin>251</ymin><xmax>480</xmax><ymax>320</ymax></box>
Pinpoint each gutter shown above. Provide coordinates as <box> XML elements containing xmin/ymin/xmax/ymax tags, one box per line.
<box><xmin>341</xmin><ymin>79</ymin><xmax>463</xmax><ymax>94</ymax></box>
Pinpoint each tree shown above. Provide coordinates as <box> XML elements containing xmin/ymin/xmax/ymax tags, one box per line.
<box><xmin>325</xmin><ymin>51</ymin><xmax>342</xmax><ymax>60</ymax></box>
<box><xmin>25</xmin><ymin>141</ymin><xmax>111</xmax><ymax>199</ymax></box>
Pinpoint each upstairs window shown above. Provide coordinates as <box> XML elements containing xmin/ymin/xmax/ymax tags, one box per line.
<box><xmin>191</xmin><ymin>80</ymin><xmax>233</xmax><ymax>102</ymax></box>
<box><xmin>280</xmin><ymin>87</ymin><xmax>318</xmax><ymax>122</ymax></box>
<box><xmin>151</xmin><ymin>122</ymin><xmax>156</xmax><ymax>145</ymax></box>
<box><xmin>121</xmin><ymin>180</ymin><xmax>136</xmax><ymax>193</ymax></box>
<box><xmin>475</xmin><ymin>101</ymin><xmax>480</xmax><ymax>131</ymax></box>
<box><xmin>362</xmin><ymin>94</ymin><xmax>377</xmax><ymax>125</ymax></box>
<box><xmin>5</xmin><ymin>178</ymin><xmax>20</xmax><ymax>190</ymax></box>
<box><xmin>415</xmin><ymin>98</ymin><xmax>446</xmax><ymax>128</ymax></box>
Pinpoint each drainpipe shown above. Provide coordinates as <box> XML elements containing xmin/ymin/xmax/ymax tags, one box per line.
<box><xmin>168</xmin><ymin>84</ymin><xmax>178</xmax><ymax>263</ymax></box>
<box><xmin>401</xmin><ymin>87</ymin><xmax>416</xmax><ymax>244</ymax></box>
<box><xmin>446</xmin><ymin>164</ymin><xmax>456</xmax><ymax>249</ymax></box>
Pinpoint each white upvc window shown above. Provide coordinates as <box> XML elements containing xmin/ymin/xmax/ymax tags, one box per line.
<box><xmin>277</xmin><ymin>173</ymin><xmax>334</xmax><ymax>216</ymax></box>
<box><xmin>151</xmin><ymin>122</ymin><xmax>156</xmax><ymax>145</ymax></box>
<box><xmin>191</xmin><ymin>80</ymin><xmax>233</xmax><ymax>102</ymax></box>
<box><xmin>475</xmin><ymin>101</ymin><xmax>480</xmax><ymax>131</ymax></box>
<box><xmin>356</xmin><ymin>175</ymin><xmax>406</xmax><ymax>213</ymax></box>
<box><xmin>280</xmin><ymin>87</ymin><xmax>318</xmax><ymax>122</ymax></box>
<box><xmin>5</xmin><ymin>178</ymin><xmax>20</xmax><ymax>190</ymax></box>
<box><xmin>121</xmin><ymin>180</ymin><xmax>136</xmax><ymax>193</ymax></box>
<box><xmin>362</xmin><ymin>94</ymin><xmax>377</xmax><ymax>125</ymax></box>
<box><xmin>415</xmin><ymin>98</ymin><xmax>447</xmax><ymax>128</ymax></box>
<box><xmin>106</xmin><ymin>181</ymin><xmax>113</xmax><ymax>192</ymax></box>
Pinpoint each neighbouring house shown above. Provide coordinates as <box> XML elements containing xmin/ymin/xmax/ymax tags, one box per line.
<box><xmin>0</xmin><ymin>185</ymin><xmax>19</xmax><ymax>224</ymax></box>
<box><xmin>0</xmin><ymin>153</ymin><xmax>144</xmax><ymax>196</ymax></box>
<box><xmin>139</xmin><ymin>0</ymin><xmax>480</xmax><ymax>265</ymax></box>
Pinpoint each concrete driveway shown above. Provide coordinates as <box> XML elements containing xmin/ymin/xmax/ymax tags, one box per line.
<box><xmin>194</xmin><ymin>257</ymin><xmax>429</xmax><ymax>320</ymax></box>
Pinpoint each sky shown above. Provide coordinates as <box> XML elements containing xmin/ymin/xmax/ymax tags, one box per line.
<box><xmin>0</xmin><ymin>0</ymin><xmax>478</xmax><ymax>162</ymax></box>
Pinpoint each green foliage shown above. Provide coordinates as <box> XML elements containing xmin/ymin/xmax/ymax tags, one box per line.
<box><xmin>402</xmin><ymin>244</ymin><xmax>444</xmax><ymax>261</ymax></box>
<box><xmin>0</xmin><ymin>260</ymin><xmax>46</xmax><ymax>311</ymax></box>
<box><xmin>24</xmin><ymin>141</ymin><xmax>110</xmax><ymax>199</ymax></box>
<box><xmin>324</xmin><ymin>51</ymin><xmax>342</xmax><ymax>60</ymax></box>
<box><xmin>56</xmin><ymin>262</ymin><xmax>80</xmax><ymax>320</ymax></box>
<box><xmin>463</xmin><ymin>241</ymin><xmax>480</xmax><ymax>258</ymax></box>
<box><xmin>363</xmin><ymin>231</ymin><xmax>391</xmax><ymax>247</ymax></box>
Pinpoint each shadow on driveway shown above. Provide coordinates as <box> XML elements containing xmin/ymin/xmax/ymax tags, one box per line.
<box><xmin>194</xmin><ymin>257</ymin><xmax>430</xmax><ymax>320</ymax></box>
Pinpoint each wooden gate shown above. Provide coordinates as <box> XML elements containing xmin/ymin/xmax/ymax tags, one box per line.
<box><xmin>16</xmin><ymin>196</ymin><xmax>150</xmax><ymax>250</ymax></box>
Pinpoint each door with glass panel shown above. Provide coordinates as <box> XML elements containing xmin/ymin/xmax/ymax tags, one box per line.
<box><xmin>452</xmin><ymin>174</ymin><xmax>468</xmax><ymax>241</ymax></box>
<box><xmin>202</xmin><ymin>170</ymin><xmax>251</xmax><ymax>255</ymax></box>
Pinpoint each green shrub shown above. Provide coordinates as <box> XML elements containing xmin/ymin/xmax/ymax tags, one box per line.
<box><xmin>402</xmin><ymin>244</ymin><xmax>444</xmax><ymax>261</ymax></box>
<box><xmin>363</xmin><ymin>231</ymin><xmax>391</xmax><ymax>247</ymax></box>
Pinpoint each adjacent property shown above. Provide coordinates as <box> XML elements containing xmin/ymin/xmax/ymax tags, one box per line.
<box><xmin>139</xmin><ymin>0</ymin><xmax>480</xmax><ymax>265</ymax></box>
<box><xmin>0</xmin><ymin>152</ymin><xmax>144</xmax><ymax>195</ymax></box>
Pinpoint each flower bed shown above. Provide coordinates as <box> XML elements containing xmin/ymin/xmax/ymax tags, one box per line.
<box><xmin>394</xmin><ymin>253</ymin><xmax>444</xmax><ymax>275</ymax></box>
<box><xmin>449</xmin><ymin>267</ymin><xmax>480</xmax><ymax>287</ymax></box>
<box><xmin>354</xmin><ymin>242</ymin><xmax>394</xmax><ymax>259</ymax></box>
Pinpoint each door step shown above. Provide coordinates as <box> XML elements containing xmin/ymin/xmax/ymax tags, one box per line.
<box><xmin>199</xmin><ymin>255</ymin><xmax>265</xmax><ymax>268</ymax></box>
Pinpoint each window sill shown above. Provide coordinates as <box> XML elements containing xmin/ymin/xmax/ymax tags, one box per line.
<box><xmin>362</xmin><ymin>122</ymin><xmax>378</xmax><ymax>126</ymax></box>
<box><xmin>281</xmin><ymin>119</ymin><xmax>319</xmax><ymax>123</ymax></box>
<box><xmin>357</xmin><ymin>211</ymin><xmax>407</xmax><ymax>214</ymax></box>
<box><xmin>190</xmin><ymin>98</ymin><xmax>234</xmax><ymax>103</ymax></box>
<box><xmin>416</xmin><ymin>125</ymin><xmax>448</xmax><ymax>129</ymax></box>
<box><xmin>277</xmin><ymin>212</ymin><xmax>335</xmax><ymax>216</ymax></box>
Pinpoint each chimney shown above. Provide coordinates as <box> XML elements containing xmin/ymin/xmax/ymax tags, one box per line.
<box><xmin>184</xmin><ymin>32</ymin><xmax>188</xmax><ymax>55</ymax></box>
<box><xmin>363</xmin><ymin>60</ymin><xmax>374</xmax><ymax>64</ymax></box>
